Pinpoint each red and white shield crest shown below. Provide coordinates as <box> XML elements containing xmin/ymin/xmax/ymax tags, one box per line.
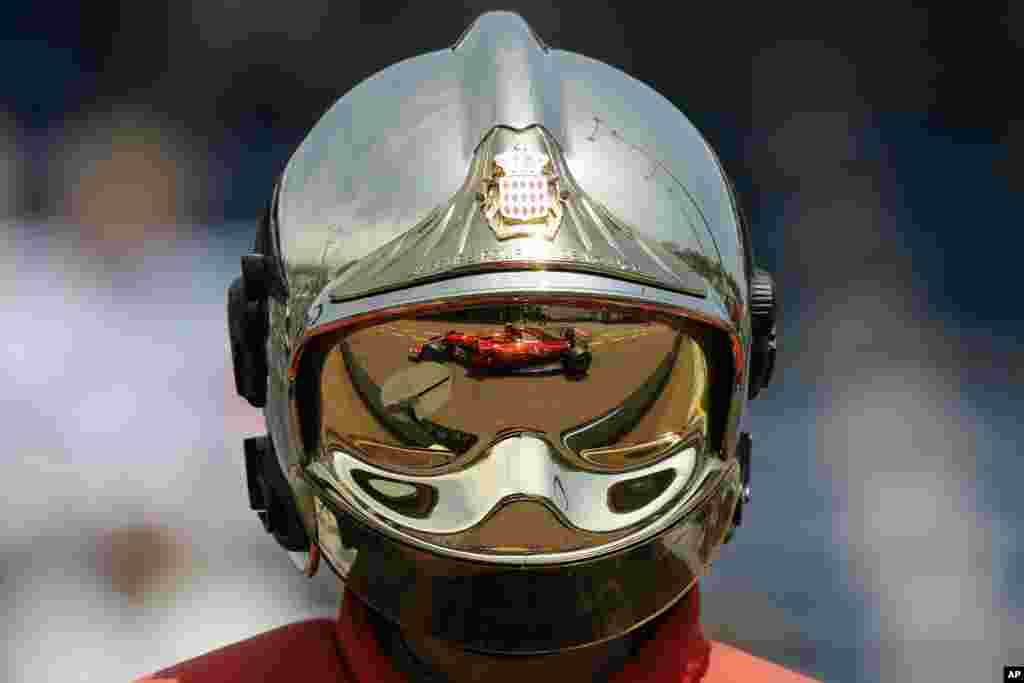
<box><xmin>496</xmin><ymin>147</ymin><xmax>553</xmax><ymax>222</ymax></box>
<box><xmin>483</xmin><ymin>144</ymin><xmax>563</xmax><ymax>240</ymax></box>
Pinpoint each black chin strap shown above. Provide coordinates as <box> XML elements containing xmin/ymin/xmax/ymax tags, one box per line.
<box><xmin>389</xmin><ymin>629</ymin><xmax>450</xmax><ymax>683</ymax></box>
<box><xmin>384</xmin><ymin>624</ymin><xmax>636</xmax><ymax>683</ymax></box>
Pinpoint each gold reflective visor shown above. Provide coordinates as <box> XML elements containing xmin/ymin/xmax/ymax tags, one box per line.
<box><xmin>298</xmin><ymin>302</ymin><xmax>725</xmax><ymax>562</ymax></box>
<box><xmin>319</xmin><ymin>304</ymin><xmax>709</xmax><ymax>472</ymax></box>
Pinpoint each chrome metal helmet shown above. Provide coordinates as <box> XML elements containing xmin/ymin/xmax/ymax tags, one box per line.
<box><xmin>228</xmin><ymin>10</ymin><xmax>777</xmax><ymax>655</ymax></box>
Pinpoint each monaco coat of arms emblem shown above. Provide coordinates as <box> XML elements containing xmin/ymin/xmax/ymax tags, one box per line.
<box><xmin>481</xmin><ymin>143</ymin><xmax>564</xmax><ymax>240</ymax></box>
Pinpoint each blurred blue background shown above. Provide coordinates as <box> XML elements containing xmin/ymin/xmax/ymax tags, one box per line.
<box><xmin>1</xmin><ymin>3</ymin><xmax>1020</xmax><ymax>682</ymax></box>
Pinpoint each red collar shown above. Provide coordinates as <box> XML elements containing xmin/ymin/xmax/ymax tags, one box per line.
<box><xmin>336</xmin><ymin>587</ymin><xmax>710</xmax><ymax>683</ymax></box>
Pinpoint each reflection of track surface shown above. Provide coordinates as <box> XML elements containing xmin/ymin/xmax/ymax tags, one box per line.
<box><xmin>345</xmin><ymin>323</ymin><xmax>682</xmax><ymax>444</ymax></box>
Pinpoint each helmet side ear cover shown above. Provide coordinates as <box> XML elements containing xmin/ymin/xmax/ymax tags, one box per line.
<box><xmin>227</xmin><ymin>271</ymin><xmax>269</xmax><ymax>407</ymax></box>
<box><xmin>244</xmin><ymin>435</ymin><xmax>310</xmax><ymax>551</ymax></box>
<box><xmin>723</xmin><ymin>431</ymin><xmax>753</xmax><ymax>544</ymax></box>
<box><xmin>227</xmin><ymin>199</ymin><xmax>288</xmax><ymax>408</ymax></box>
<box><xmin>747</xmin><ymin>268</ymin><xmax>777</xmax><ymax>399</ymax></box>
<box><xmin>228</xmin><ymin>195</ymin><xmax>308</xmax><ymax>552</ymax></box>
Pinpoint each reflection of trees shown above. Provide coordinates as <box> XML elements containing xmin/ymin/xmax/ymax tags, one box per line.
<box><xmin>661</xmin><ymin>242</ymin><xmax>742</xmax><ymax>322</ymax></box>
<box><xmin>268</xmin><ymin>262</ymin><xmax>350</xmax><ymax>386</ymax></box>
<box><xmin>287</xmin><ymin>261</ymin><xmax>356</xmax><ymax>336</ymax></box>
<box><xmin>417</xmin><ymin>305</ymin><xmax>550</xmax><ymax>324</ymax></box>
<box><xmin>288</xmin><ymin>270</ymin><xmax>323</xmax><ymax>329</ymax></box>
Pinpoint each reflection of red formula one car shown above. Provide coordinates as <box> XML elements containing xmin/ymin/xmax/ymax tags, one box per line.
<box><xmin>408</xmin><ymin>331</ymin><xmax>478</xmax><ymax>362</ymax></box>
<box><xmin>410</xmin><ymin>325</ymin><xmax>592</xmax><ymax>376</ymax></box>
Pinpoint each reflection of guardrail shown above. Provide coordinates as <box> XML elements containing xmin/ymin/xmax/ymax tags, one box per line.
<box><xmin>340</xmin><ymin>340</ymin><xmax>477</xmax><ymax>454</ymax></box>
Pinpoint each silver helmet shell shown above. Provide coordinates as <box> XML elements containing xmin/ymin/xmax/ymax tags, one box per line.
<box><xmin>253</xmin><ymin>11</ymin><xmax>759</xmax><ymax>654</ymax></box>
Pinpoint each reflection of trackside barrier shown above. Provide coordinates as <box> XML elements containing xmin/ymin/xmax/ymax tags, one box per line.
<box><xmin>340</xmin><ymin>340</ymin><xmax>478</xmax><ymax>454</ymax></box>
